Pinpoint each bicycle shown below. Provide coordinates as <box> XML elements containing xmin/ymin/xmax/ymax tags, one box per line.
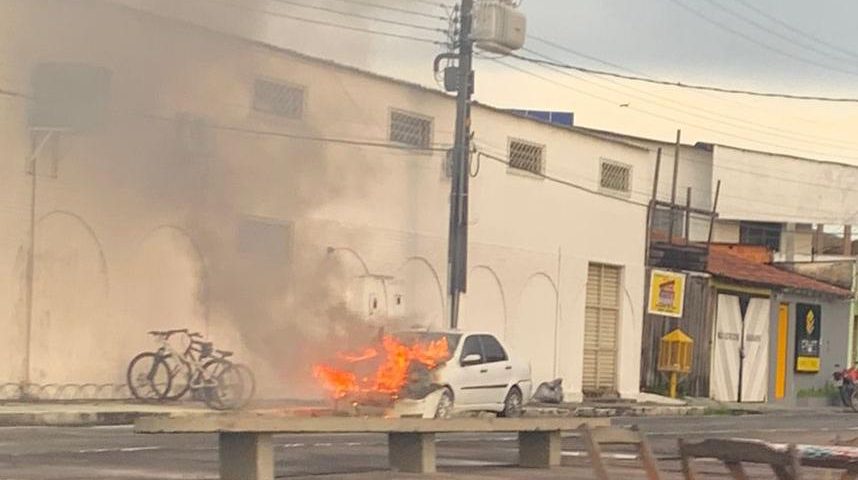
<box><xmin>126</xmin><ymin>329</ymin><xmax>244</xmax><ymax>410</ymax></box>
<box><xmin>169</xmin><ymin>341</ymin><xmax>256</xmax><ymax>409</ymax></box>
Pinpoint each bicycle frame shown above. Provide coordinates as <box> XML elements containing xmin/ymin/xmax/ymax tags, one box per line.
<box><xmin>151</xmin><ymin>333</ymin><xmax>221</xmax><ymax>390</ymax></box>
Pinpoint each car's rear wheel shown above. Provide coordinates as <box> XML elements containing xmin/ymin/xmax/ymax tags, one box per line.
<box><xmin>499</xmin><ymin>386</ymin><xmax>523</xmax><ymax>418</ymax></box>
<box><xmin>434</xmin><ymin>388</ymin><xmax>454</xmax><ymax>419</ymax></box>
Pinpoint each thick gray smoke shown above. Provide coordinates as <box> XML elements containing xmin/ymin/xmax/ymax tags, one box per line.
<box><xmin>8</xmin><ymin>0</ymin><xmax>413</xmax><ymax>398</ymax></box>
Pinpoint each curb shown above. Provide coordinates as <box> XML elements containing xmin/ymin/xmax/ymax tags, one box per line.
<box><xmin>0</xmin><ymin>411</ymin><xmax>160</xmax><ymax>427</ymax></box>
<box><xmin>524</xmin><ymin>405</ymin><xmax>706</xmax><ymax>418</ymax></box>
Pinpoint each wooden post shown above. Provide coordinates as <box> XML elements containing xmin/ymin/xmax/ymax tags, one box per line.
<box><xmin>668</xmin><ymin>130</ymin><xmax>681</xmax><ymax>244</ymax></box>
<box><xmin>845</xmin><ymin>225</ymin><xmax>853</xmax><ymax>256</ymax></box>
<box><xmin>645</xmin><ymin>148</ymin><xmax>663</xmax><ymax>266</ymax></box>
<box><xmin>685</xmin><ymin>187</ymin><xmax>692</xmax><ymax>242</ymax></box>
<box><xmin>707</xmin><ymin>180</ymin><xmax>722</xmax><ymax>246</ymax></box>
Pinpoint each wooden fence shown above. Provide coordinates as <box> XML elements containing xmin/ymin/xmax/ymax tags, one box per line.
<box><xmin>640</xmin><ymin>271</ymin><xmax>716</xmax><ymax>397</ymax></box>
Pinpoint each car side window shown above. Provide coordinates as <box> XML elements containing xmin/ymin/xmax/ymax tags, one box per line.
<box><xmin>460</xmin><ymin>335</ymin><xmax>484</xmax><ymax>364</ymax></box>
<box><xmin>479</xmin><ymin>335</ymin><xmax>508</xmax><ymax>363</ymax></box>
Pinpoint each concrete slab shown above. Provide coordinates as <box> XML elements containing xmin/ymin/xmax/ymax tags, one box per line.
<box><xmin>135</xmin><ymin>415</ymin><xmax>610</xmax><ymax>434</ymax></box>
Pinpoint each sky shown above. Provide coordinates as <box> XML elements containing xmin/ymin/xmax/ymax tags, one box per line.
<box><xmin>122</xmin><ymin>0</ymin><xmax>858</xmax><ymax>164</ymax></box>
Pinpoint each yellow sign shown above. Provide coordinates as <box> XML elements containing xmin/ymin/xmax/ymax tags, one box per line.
<box><xmin>648</xmin><ymin>270</ymin><xmax>686</xmax><ymax>318</ymax></box>
<box><xmin>796</xmin><ymin>356</ymin><xmax>820</xmax><ymax>373</ymax></box>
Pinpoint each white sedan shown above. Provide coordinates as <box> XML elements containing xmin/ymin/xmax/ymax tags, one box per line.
<box><xmin>394</xmin><ymin>330</ymin><xmax>533</xmax><ymax>419</ymax></box>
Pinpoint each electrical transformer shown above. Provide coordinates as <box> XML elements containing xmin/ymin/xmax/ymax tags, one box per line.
<box><xmin>471</xmin><ymin>1</ymin><xmax>527</xmax><ymax>54</ymax></box>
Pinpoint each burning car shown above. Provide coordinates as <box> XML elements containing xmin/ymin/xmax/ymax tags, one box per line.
<box><xmin>314</xmin><ymin>330</ymin><xmax>532</xmax><ymax>419</ymax></box>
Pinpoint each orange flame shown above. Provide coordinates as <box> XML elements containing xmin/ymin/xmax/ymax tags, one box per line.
<box><xmin>337</xmin><ymin>348</ymin><xmax>379</xmax><ymax>363</ymax></box>
<box><xmin>313</xmin><ymin>335</ymin><xmax>450</xmax><ymax>400</ymax></box>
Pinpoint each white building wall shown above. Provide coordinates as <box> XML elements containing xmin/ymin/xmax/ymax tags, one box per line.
<box><xmin>0</xmin><ymin>0</ymin><xmax>650</xmax><ymax>400</ymax></box>
<box><xmin>713</xmin><ymin>144</ymin><xmax>858</xmax><ymax>225</ymax></box>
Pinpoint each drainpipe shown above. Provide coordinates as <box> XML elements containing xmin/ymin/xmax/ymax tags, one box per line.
<box><xmin>21</xmin><ymin>131</ymin><xmax>55</xmax><ymax>396</ymax></box>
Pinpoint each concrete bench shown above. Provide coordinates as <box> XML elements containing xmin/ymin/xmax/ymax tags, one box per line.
<box><xmin>135</xmin><ymin>414</ymin><xmax>607</xmax><ymax>479</ymax></box>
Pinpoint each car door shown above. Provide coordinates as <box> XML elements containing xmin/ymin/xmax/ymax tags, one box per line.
<box><xmin>477</xmin><ymin>335</ymin><xmax>513</xmax><ymax>406</ymax></box>
<box><xmin>455</xmin><ymin>334</ymin><xmax>488</xmax><ymax>406</ymax></box>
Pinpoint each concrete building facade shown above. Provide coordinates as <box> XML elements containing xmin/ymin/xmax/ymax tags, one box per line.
<box><xmin>0</xmin><ymin>0</ymin><xmax>657</xmax><ymax>401</ymax></box>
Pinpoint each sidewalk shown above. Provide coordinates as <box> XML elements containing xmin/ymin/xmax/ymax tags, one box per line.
<box><xmin>0</xmin><ymin>399</ymin><xmax>709</xmax><ymax>427</ymax></box>
<box><xmin>0</xmin><ymin>399</ymin><xmax>327</xmax><ymax>427</ymax></box>
<box><xmin>5</xmin><ymin>394</ymin><xmax>841</xmax><ymax>427</ymax></box>
<box><xmin>683</xmin><ymin>397</ymin><xmax>852</xmax><ymax>416</ymax></box>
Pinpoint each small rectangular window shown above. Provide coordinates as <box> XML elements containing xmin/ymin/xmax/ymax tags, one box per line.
<box><xmin>740</xmin><ymin>221</ymin><xmax>782</xmax><ymax>251</ymax></box>
<box><xmin>600</xmin><ymin>160</ymin><xmax>632</xmax><ymax>194</ymax></box>
<box><xmin>389</xmin><ymin>110</ymin><xmax>432</xmax><ymax>149</ymax></box>
<box><xmin>509</xmin><ymin>139</ymin><xmax>544</xmax><ymax>175</ymax></box>
<box><xmin>253</xmin><ymin>79</ymin><xmax>304</xmax><ymax>119</ymax></box>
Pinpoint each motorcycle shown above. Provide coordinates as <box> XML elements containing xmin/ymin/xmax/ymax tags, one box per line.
<box><xmin>832</xmin><ymin>363</ymin><xmax>858</xmax><ymax>411</ymax></box>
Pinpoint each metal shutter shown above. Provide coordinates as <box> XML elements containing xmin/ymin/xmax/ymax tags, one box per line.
<box><xmin>583</xmin><ymin>263</ymin><xmax>621</xmax><ymax>393</ymax></box>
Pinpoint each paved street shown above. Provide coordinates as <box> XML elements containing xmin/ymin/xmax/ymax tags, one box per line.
<box><xmin>1</xmin><ymin>412</ymin><xmax>858</xmax><ymax>479</ymax></box>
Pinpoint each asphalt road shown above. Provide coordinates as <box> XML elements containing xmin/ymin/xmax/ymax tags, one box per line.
<box><xmin>1</xmin><ymin>412</ymin><xmax>858</xmax><ymax>479</ymax></box>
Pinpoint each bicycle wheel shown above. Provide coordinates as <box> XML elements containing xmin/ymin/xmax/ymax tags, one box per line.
<box><xmin>202</xmin><ymin>359</ymin><xmax>244</xmax><ymax>410</ymax></box>
<box><xmin>232</xmin><ymin>363</ymin><xmax>256</xmax><ymax>408</ymax></box>
<box><xmin>162</xmin><ymin>355</ymin><xmax>192</xmax><ymax>401</ymax></box>
<box><xmin>126</xmin><ymin>352</ymin><xmax>172</xmax><ymax>401</ymax></box>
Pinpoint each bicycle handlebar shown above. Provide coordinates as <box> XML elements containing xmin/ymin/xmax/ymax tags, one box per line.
<box><xmin>147</xmin><ymin>328</ymin><xmax>189</xmax><ymax>336</ymax></box>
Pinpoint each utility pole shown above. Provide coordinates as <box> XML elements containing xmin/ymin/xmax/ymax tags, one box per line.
<box><xmin>446</xmin><ymin>0</ymin><xmax>475</xmax><ymax>330</ymax></box>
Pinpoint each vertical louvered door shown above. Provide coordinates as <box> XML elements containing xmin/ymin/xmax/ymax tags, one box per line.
<box><xmin>583</xmin><ymin>264</ymin><xmax>621</xmax><ymax>394</ymax></box>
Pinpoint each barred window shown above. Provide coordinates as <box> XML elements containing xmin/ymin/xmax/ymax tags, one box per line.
<box><xmin>390</xmin><ymin>110</ymin><xmax>432</xmax><ymax>148</ymax></box>
<box><xmin>509</xmin><ymin>139</ymin><xmax>544</xmax><ymax>174</ymax></box>
<box><xmin>600</xmin><ymin>160</ymin><xmax>631</xmax><ymax>193</ymax></box>
<box><xmin>253</xmin><ymin>79</ymin><xmax>304</xmax><ymax>119</ymax></box>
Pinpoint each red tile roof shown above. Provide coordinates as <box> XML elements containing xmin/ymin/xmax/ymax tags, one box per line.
<box><xmin>707</xmin><ymin>248</ymin><xmax>852</xmax><ymax>298</ymax></box>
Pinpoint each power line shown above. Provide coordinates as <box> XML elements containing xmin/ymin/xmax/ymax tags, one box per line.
<box><xmin>207</xmin><ymin>0</ymin><xmax>445</xmax><ymax>45</ymax></box>
<box><xmin>663</xmin><ymin>0</ymin><xmax>858</xmax><ymax>79</ymax></box>
<box><xmin>0</xmin><ymin>87</ymin><xmax>452</xmax><ymax>153</ymax></box>
<box><xmin>6</xmin><ymin>84</ymin><xmax>858</xmax><ymax>222</ymax></box>
<box><xmin>508</xmin><ymin>52</ymin><xmax>858</xmax><ymax>103</ymax></box>
<box><xmin>323</xmin><ymin>0</ymin><xmax>449</xmax><ymax>21</ymax></box>
<box><xmin>527</xmin><ymin>34</ymin><xmax>848</xmax><ymax>133</ymax></box>
<box><xmin>730</xmin><ymin>0</ymin><xmax>858</xmax><ymax>62</ymax></box>
<box><xmin>519</xmin><ymin>47</ymin><xmax>858</xmax><ymax>151</ymax></box>
<box><xmin>206</xmin><ymin>122</ymin><xmax>451</xmax><ymax>152</ymax></box>
<box><xmin>264</xmin><ymin>0</ymin><xmax>448</xmax><ymax>34</ymax></box>
<box><xmin>407</xmin><ymin>0</ymin><xmax>455</xmax><ymax>10</ymax></box>
<box><xmin>701</xmin><ymin>0</ymin><xmax>858</xmax><ymax>65</ymax></box>
<box><xmin>0</xmin><ymin>88</ymin><xmax>30</xmax><ymax>99</ymax></box>
<box><xmin>475</xmin><ymin>149</ymin><xmax>649</xmax><ymax>208</ymax></box>
<box><xmin>493</xmin><ymin>55</ymin><xmax>858</xmax><ymax>161</ymax></box>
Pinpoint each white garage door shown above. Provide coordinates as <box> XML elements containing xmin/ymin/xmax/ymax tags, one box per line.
<box><xmin>711</xmin><ymin>294</ymin><xmax>771</xmax><ymax>403</ymax></box>
<box><xmin>583</xmin><ymin>263</ymin><xmax>621</xmax><ymax>393</ymax></box>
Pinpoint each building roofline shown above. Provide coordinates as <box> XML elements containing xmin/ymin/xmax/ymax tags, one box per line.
<box><xmin>567</xmin><ymin>125</ymin><xmax>707</xmax><ymax>150</ymax></box>
<box><xmin>706</xmin><ymin>142</ymin><xmax>858</xmax><ymax>170</ymax></box>
<box><xmin>101</xmin><ymin>0</ymin><xmax>650</xmax><ymax>153</ymax></box>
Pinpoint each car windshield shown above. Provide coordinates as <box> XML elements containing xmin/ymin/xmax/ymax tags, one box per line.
<box><xmin>394</xmin><ymin>332</ymin><xmax>462</xmax><ymax>361</ymax></box>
